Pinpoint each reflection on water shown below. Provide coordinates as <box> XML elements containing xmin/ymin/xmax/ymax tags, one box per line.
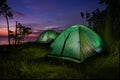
<box><xmin>0</xmin><ymin>36</ymin><xmax>37</xmax><ymax>45</ymax></box>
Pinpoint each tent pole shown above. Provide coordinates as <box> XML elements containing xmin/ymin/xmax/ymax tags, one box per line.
<box><xmin>60</xmin><ymin>32</ymin><xmax>71</xmax><ymax>55</ymax></box>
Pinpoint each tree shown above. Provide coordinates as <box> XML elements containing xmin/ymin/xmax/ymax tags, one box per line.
<box><xmin>87</xmin><ymin>8</ymin><xmax>106</xmax><ymax>35</ymax></box>
<box><xmin>85</xmin><ymin>11</ymin><xmax>91</xmax><ymax>26</ymax></box>
<box><xmin>9</xmin><ymin>30</ymin><xmax>15</xmax><ymax>44</ymax></box>
<box><xmin>14</xmin><ymin>22</ymin><xmax>32</xmax><ymax>45</ymax></box>
<box><xmin>0</xmin><ymin>0</ymin><xmax>13</xmax><ymax>45</ymax></box>
<box><xmin>99</xmin><ymin>0</ymin><xmax>119</xmax><ymax>48</ymax></box>
<box><xmin>80</xmin><ymin>12</ymin><xmax>85</xmax><ymax>24</ymax></box>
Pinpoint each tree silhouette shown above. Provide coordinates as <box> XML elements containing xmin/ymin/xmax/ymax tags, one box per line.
<box><xmin>99</xmin><ymin>0</ymin><xmax>119</xmax><ymax>47</ymax></box>
<box><xmin>0</xmin><ymin>0</ymin><xmax>13</xmax><ymax>45</ymax></box>
<box><xmin>85</xmin><ymin>11</ymin><xmax>91</xmax><ymax>26</ymax></box>
<box><xmin>87</xmin><ymin>8</ymin><xmax>106</xmax><ymax>37</ymax></box>
<box><xmin>9</xmin><ymin>30</ymin><xmax>15</xmax><ymax>44</ymax></box>
<box><xmin>80</xmin><ymin>12</ymin><xmax>85</xmax><ymax>24</ymax></box>
<box><xmin>14</xmin><ymin>22</ymin><xmax>32</xmax><ymax>45</ymax></box>
<box><xmin>80</xmin><ymin>12</ymin><xmax>91</xmax><ymax>26</ymax></box>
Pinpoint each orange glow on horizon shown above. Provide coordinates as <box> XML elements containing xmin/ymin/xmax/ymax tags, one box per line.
<box><xmin>0</xmin><ymin>28</ymin><xmax>8</xmax><ymax>36</ymax></box>
<box><xmin>0</xmin><ymin>27</ymin><xmax>38</xmax><ymax>37</ymax></box>
<box><xmin>28</xmin><ymin>34</ymin><xmax>38</xmax><ymax>37</ymax></box>
<box><xmin>0</xmin><ymin>27</ymin><xmax>15</xmax><ymax>36</ymax></box>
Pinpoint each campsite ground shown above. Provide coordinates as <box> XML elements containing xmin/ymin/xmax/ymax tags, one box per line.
<box><xmin>0</xmin><ymin>41</ymin><xmax>119</xmax><ymax>79</ymax></box>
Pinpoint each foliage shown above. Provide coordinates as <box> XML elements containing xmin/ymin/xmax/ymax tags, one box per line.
<box><xmin>9</xmin><ymin>22</ymin><xmax>32</xmax><ymax>45</ymax></box>
<box><xmin>80</xmin><ymin>11</ymin><xmax>91</xmax><ymax>26</ymax></box>
<box><xmin>0</xmin><ymin>0</ymin><xmax>13</xmax><ymax>45</ymax></box>
<box><xmin>0</xmin><ymin>42</ymin><xmax>119</xmax><ymax>79</ymax></box>
<box><xmin>14</xmin><ymin>22</ymin><xmax>32</xmax><ymax>44</ymax></box>
<box><xmin>81</xmin><ymin>0</ymin><xmax>120</xmax><ymax>48</ymax></box>
<box><xmin>88</xmin><ymin>8</ymin><xmax>106</xmax><ymax>37</ymax></box>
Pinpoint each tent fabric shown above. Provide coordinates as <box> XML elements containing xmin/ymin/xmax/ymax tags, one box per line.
<box><xmin>37</xmin><ymin>30</ymin><xmax>58</xmax><ymax>43</ymax></box>
<box><xmin>49</xmin><ymin>25</ymin><xmax>103</xmax><ymax>63</ymax></box>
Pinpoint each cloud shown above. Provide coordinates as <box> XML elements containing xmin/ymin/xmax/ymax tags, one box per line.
<box><xmin>22</xmin><ymin>23</ymin><xmax>60</xmax><ymax>29</ymax></box>
<box><xmin>32</xmin><ymin>30</ymin><xmax>43</xmax><ymax>34</ymax></box>
<box><xmin>21</xmin><ymin>23</ymin><xmax>62</xmax><ymax>35</ymax></box>
<box><xmin>22</xmin><ymin>23</ymin><xmax>40</xmax><ymax>28</ymax></box>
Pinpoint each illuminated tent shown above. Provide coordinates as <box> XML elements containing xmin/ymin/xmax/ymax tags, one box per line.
<box><xmin>48</xmin><ymin>25</ymin><xmax>102</xmax><ymax>63</ymax></box>
<box><xmin>37</xmin><ymin>30</ymin><xmax>58</xmax><ymax>43</ymax></box>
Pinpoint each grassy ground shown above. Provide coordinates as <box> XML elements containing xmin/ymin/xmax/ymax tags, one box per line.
<box><xmin>0</xmin><ymin>41</ymin><xmax>119</xmax><ymax>79</ymax></box>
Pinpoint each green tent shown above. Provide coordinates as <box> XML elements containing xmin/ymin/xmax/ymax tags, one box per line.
<box><xmin>37</xmin><ymin>30</ymin><xmax>58</xmax><ymax>43</ymax></box>
<box><xmin>48</xmin><ymin>25</ymin><xmax>103</xmax><ymax>63</ymax></box>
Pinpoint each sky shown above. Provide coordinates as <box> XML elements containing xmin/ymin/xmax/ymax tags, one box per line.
<box><xmin>0</xmin><ymin>0</ymin><xmax>106</xmax><ymax>37</ymax></box>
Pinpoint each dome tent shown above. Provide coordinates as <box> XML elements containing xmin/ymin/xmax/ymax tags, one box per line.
<box><xmin>48</xmin><ymin>25</ymin><xmax>103</xmax><ymax>63</ymax></box>
<box><xmin>37</xmin><ymin>30</ymin><xmax>58</xmax><ymax>43</ymax></box>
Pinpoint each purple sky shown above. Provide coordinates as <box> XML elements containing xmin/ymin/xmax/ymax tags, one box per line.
<box><xmin>0</xmin><ymin>0</ymin><xmax>106</xmax><ymax>37</ymax></box>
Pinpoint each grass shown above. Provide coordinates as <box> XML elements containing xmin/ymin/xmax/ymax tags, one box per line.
<box><xmin>0</xmin><ymin>41</ymin><xmax>119</xmax><ymax>79</ymax></box>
